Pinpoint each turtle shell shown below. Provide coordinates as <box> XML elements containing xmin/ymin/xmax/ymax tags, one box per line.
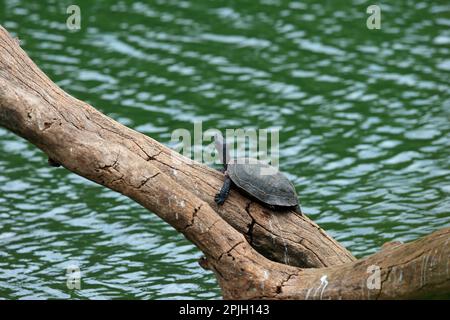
<box><xmin>227</xmin><ymin>158</ymin><xmax>298</xmax><ymax>207</ymax></box>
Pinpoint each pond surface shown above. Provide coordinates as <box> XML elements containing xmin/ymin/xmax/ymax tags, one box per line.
<box><xmin>0</xmin><ymin>0</ymin><xmax>449</xmax><ymax>299</ymax></box>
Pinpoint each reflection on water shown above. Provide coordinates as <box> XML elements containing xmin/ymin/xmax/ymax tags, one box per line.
<box><xmin>0</xmin><ymin>0</ymin><xmax>449</xmax><ymax>299</ymax></box>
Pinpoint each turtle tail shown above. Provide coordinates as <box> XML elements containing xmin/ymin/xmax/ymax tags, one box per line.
<box><xmin>294</xmin><ymin>203</ymin><xmax>304</xmax><ymax>215</ymax></box>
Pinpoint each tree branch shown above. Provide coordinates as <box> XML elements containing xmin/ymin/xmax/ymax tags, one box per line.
<box><xmin>0</xmin><ymin>25</ymin><xmax>448</xmax><ymax>299</ymax></box>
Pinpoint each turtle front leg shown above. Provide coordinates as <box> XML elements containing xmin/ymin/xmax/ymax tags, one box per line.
<box><xmin>214</xmin><ymin>173</ymin><xmax>232</xmax><ymax>205</ymax></box>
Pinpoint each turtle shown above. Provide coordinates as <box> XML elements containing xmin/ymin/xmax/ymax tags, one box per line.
<box><xmin>213</xmin><ymin>134</ymin><xmax>300</xmax><ymax>211</ymax></box>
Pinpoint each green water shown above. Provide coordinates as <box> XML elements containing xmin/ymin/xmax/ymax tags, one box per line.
<box><xmin>0</xmin><ymin>0</ymin><xmax>449</xmax><ymax>299</ymax></box>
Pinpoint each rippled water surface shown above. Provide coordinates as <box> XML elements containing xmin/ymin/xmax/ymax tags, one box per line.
<box><xmin>0</xmin><ymin>0</ymin><xmax>449</xmax><ymax>299</ymax></box>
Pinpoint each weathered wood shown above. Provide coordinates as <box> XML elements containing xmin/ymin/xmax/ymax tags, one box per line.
<box><xmin>0</xmin><ymin>25</ymin><xmax>353</xmax><ymax>269</ymax></box>
<box><xmin>0</xmin><ymin>25</ymin><xmax>449</xmax><ymax>299</ymax></box>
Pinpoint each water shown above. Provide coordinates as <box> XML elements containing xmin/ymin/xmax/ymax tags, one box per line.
<box><xmin>0</xmin><ymin>0</ymin><xmax>449</xmax><ymax>299</ymax></box>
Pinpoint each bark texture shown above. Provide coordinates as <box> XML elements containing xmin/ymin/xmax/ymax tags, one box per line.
<box><xmin>0</xmin><ymin>25</ymin><xmax>449</xmax><ymax>299</ymax></box>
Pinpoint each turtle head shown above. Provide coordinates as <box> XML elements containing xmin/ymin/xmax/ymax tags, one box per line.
<box><xmin>214</xmin><ymin>133</ymin><xmax>231</xmax><ymax>165</ymax></box>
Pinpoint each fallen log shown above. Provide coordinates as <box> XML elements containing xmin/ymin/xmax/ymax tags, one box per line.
<box><xmin>0</xmin><ymin>25</ymin><xmax>448</xmax><ymax>299</ymax></box>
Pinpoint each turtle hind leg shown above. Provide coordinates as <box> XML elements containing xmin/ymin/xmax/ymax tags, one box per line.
<box><xmin>214</xmin><ymin>174</ymin><xmax>232</xmax><ymax>205</ymax></box>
